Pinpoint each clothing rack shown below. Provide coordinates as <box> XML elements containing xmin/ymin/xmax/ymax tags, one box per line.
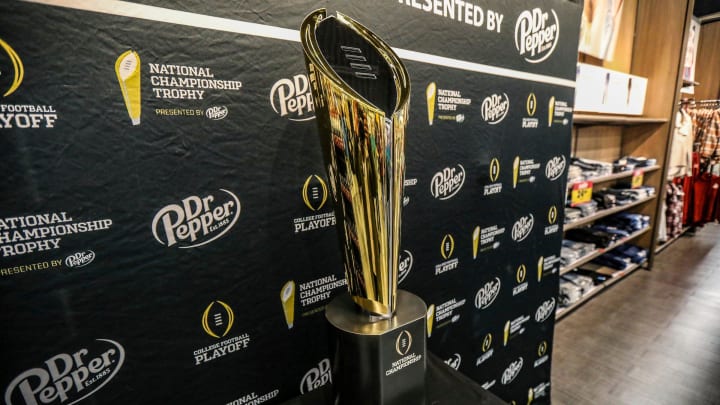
<box><xmin>678</xmin><ymin>98</ymin><xmax>720</xmax><ymax>106</ymax></box>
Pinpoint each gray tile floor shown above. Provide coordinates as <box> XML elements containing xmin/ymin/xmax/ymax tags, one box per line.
<box><xmin>552</xmin><ymin>223</ymin><xmax>720</xmax><ymax>405</ymax></box>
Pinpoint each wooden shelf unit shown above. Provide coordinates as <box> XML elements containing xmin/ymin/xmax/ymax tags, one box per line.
<box><xmin>556</xmin><ymin>259</ymin><xmax>646</xmax><ymax>320</ymax></box>
<box><xmin>564</xmin><ymin>195</ymin><xmax>656</xmax><ymax>231</ymax></box>
<box><xmin>560</xmin><ymin>226</ymin><xmax>651</xmax><ymax>275</ymax></box>
<box><xmin>559</xmin><ymin>0</ymin><xmax>695</xmax><ymax>322</ymax></box>
<box><xmin>572</xmin><ymin>114</ymin><xmax>668</xmax><ymax>126</ymax></box>
<box><xmin>566</xmin><ymin>165</ymin><xmax>660</xmax><ymax>190</ymax></box>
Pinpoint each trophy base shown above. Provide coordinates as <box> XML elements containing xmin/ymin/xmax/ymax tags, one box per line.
<box><xmin>325</xmin><ymin>290</ymin><xmax>427</xmax><ymax>405</ymax></box>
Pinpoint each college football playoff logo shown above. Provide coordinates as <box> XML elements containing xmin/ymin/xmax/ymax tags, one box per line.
<box><xmin>302</xmin><ymin>175</ymin><xmax>328</xmax><ymax>211</ymax></box>
<box><xmin>0</xmin><ymin>38</ymin><xmax>23</xmax><ymax>97</ymax></box>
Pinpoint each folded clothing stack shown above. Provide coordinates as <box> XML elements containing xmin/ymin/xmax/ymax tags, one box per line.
<box><xmin>598</xmin><ymin>189</ymin><xmax>636</xmax><ymax>205</ymax></box>
<box><xmin>613</xmin><ymin>244</ymin><xmax>648</xmax><ymax>264</ymax></box>
<box><xmin>563</xmin><ymin>272</ymin><xmax>595</xmax><ymax>290</ymax></box>
<box><xmin>615</xmin><ymin>156</ymin><xmax>657</xmax><ymax>169</ymax></box>
<box><xmin>612</xmin><ymin>184</ymin><xmax>656</xmax><ymax>197</ymax></box>
<box><xmin>560</xmin><ymin>239</ymin><xmax>596</xmax><ymax>265</ymax></box>
<box><xmin>567</xmin><ymin>165</ymin><xmax>584</xmax><ymax>184</ymax></box>
<box><xmin>574</xmin><ymin>200</ymin><xmax>598</xmax><ymax>217</ymax></box>
<box><xmin>591</xmin><ymin>251</ymin><xmax>631</xmax><ymax>270</ymax></box>
<box><xmin>574</xmin><ymin>268</ymin><xmax>610</xmax><ymax>284</ymax></box>
<box><xmin>591</xmin><ymin>224</ymin><xmax>630</xmax><ymax>239</ymax></box>
<box><xmin>598</xmin><ymin>212</ymin><xmax>650</xmax><ymax>232</ymax></box>
<box><xmin>565</xmin><ymin>227</ymin><xmax>616</xmax><ymax>248</ymax></box>
<box><xmin>564</xmin><ymin>207</ymin><xmax>582</xmax><ymax>223</ymax></box>
<box><xmin>602</xmin><ymin>186</ymin><xmax>655</xmax><ymax>204</ymax></box>
<box><xmin>586</xmin><ymin>243</ymin><xmax>649</xmax><ymax>270</ymax></box>
<box><xmin>559</xmin><ymin>273</ymin><xmax>595</xmax><ymax>306</ymax></box>
<box><xmin>592</xmin><ymin>192</ymin><xmax>617</xmax><ymax>209</ymax></box>
<box><xmin>572</xmin><ymin>157</ymin><xmax>613</xmax><ymax>178</ymax></box>
<box><xmin>613</xmin><ymin>161</ymin><xmax>636</xmax><ymax>173</ymax></box>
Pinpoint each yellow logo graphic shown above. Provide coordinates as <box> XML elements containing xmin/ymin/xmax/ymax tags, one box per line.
<box><xmin>537</xmin><ymin>256</ymin><xmax>544</xmax><ymax>282</ymax></box>
<box><xmin>503</xmin><ymin>320</ymin><xmax>511</xmax><ymax>346</ymax></box>
<box><xmin>426</xmin><ymin>82</ymin><xmax>436</xmax><ymax>125</ymax></box>
<box><xmin>548</xmin><ymin>205</ymin><xmax>558</xmax><ymax>224</ymax></box>
<box><xmin>512</xmin><ymin>156</ymin><xmax>520</xmax><ymax>189</ymax></box>
<box><xmin>426</xmin><ymin>304</ymin><xmax>435</xmax><ymax>337</ymax></box>
<box><xmin>440</xmin><ymin>234</ymin><xmax>455</xmax><ymax>259</ymax></box>
<box><xmin>396</xmin><ymin>330</ymin><xmax>413</xmax><ymax>355</ymax></box>
<box><xmin>280</xmin><ymin>280</ymin><xmax>295</xmax><ymax>329</ymax></box>
<box><xmin>516</xmin><ymin>264</ymin><xmax>527</xmax><ymax>283</ymax></box>
<box><xmin>526</xmin><ymin>93</ymin><xmax>537</xmax><ymax>116</ymax></box>
<box><xmin>489</xmin><ymin>158</ymin><xmax>501</xmax><ymax>182</ymax></box>
<box><xmin>472</xmin><ymin>226</ymin><xmax>480</xmax><ymax>259</ymax></box>
<box><xmin>538</xmin><ymin>340</ymin><xmax>548</xmax><ymax>357</ymax></box>
<box><xmin>548</xmin><ymin>96</ymin><xmax>555</xmax><ymax>127</ymax></box>
<box><xmin>482</xmin><ymin>333</ymin><xmax>493</xmax><ymax>352</ymax></box>
<box><xmin>115</xmin><ymin>50</ymin><xmax>141</xmax><ymax>125</ymax></box>
<box><xmin>302</xmin><ymin>175</ymin><xmax>328</xmax><ymax>211</ymax></box>
<box><xmin>0</xmin><ymin>38</ymin><xmax>24</xmax><ymax>98</ymax></box>
<box><xmin>528</xmin><ymin>387</ymin><xmax>534</xmax><ymax>405</ymax></box>
<box><xmin>202</xmin><ymin>300</ymin><xmax>234</xmax><ymax>338</ymax></box>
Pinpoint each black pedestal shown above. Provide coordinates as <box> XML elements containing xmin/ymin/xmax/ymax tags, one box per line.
<box><xmin>325</xmin><ymin>290</ymin><xmax>427</xmax><ymax>405</ymax></box>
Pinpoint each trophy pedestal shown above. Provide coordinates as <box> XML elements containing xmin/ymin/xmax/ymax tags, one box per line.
<box><xmin>326</xmin><ymin>290</ymin><xmax>427</xmax><ymax>405</ymax></box>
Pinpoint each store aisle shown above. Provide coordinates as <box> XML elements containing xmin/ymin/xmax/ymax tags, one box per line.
<box><xmin>552</xmin><ymin>223</ymin><xmax>720</xmax><ymax>405</ymax></box>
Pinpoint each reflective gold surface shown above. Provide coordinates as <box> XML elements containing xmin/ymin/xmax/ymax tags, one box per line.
<box><xmin>300</xmin><ymin>9</ymin><xmax>410</xmax><ymax>318</ymax></box>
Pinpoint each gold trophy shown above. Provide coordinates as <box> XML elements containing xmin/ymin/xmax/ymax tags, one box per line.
<box><xmin>548</xmin><ymin>96</ymin><xmax>556</xmax><ymax>127</ymax></box>
<box><xmin>280</xmin><ymin>280</ymin><xmax>295</xmax><ymax>329</ymax></box>
<box><xmin>115</xmin><ymin>50</ymin><xmax>141</xmax><ymax>125</ymax></box>
<box><xmin>472</xmin><ymin>226</ymin><xmax>480</xmax><ymax>259</ymax></box>
<box><xmin>426</xmin><ymin>304</ymin><xmax>435</xmax><ymax>337</ymax></box>
<box><xmin>426</xmin><ymin>82</ymin><xmax>436</xmax><ymax>125</ymax></box>
<box><xmin>503</xmin><ymin>320</ymin><xmax>511</xmax><ymax>346</ymax></box>
<box><xmin>537</xmin><ymin>256</ymin><xmax>545</xmax><ymax>282</ymax></box>
<box><xmin>513</xmin><ymin>156</ymin><xmax>520</xmax><ymax>189</ymax></box>
<box><xmin>301</xmin><ymin>9</ymin><xmax>426</xmax><ymax>404</ymax></box>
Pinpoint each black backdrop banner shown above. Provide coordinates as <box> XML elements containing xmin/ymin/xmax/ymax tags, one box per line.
<box><xmin>0</xmin><ymin>1</ymin><xmax>581</xmax><ymax>404</ymax></box>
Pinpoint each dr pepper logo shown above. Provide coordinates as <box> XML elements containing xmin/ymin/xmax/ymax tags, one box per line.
<box><xmin>152</xmin><ymin>189</ymin><xmax>240</xmax><ymax>248</ymax></box>
<box><xmin>300</xmin><ymin>359</ymin><xmax>331</xmax><ymax>394</ymax></box>
<box><xmin>514</xmin><ymin>8</ymin><xmax>559</xmax><ymax>63</ymax></box>
<box><xmin>4</xmin><ymin>339</ymin><xmax>125</xmax><ymax>405</ymax></box>
<box><xmin>270</xmin><ymin>74</ymin><xmax>314</xmax><ymax>121</ymax></box>
<box><xmin>431</xmin><ymin>165</ymin><xmax>466</xmax><ymax>200</ymax></box>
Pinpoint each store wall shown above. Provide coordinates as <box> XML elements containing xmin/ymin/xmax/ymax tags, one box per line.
<box><xmin>0</xmin><ymin>1</ymin><xmax>580</xmax><ymax>404</ymax></box>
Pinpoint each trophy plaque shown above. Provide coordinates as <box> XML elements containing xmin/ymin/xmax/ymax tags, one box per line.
<box><xmin>300</xmin><ymin>9</ymin><xmax>427</xmax><ymax>405</ymax></box>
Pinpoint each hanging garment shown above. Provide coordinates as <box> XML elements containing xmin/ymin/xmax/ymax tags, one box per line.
<box><xmin>658</xmin><ymin>199</ymin><xmax>667</xmax><ymax>243</ymax></box>
<box><xmin>665</xmin><ymin>182</ymin><xmax>684</xmax><ymax>238</ymax></box>
<box><xmin>679</xmin><ymin>152</ymin><xmax>700</xmax><ymax>225</ymax></box>
<box><xmin>668</xmin><ymin>109</ymin><xmax>694</xmax><ymax>178</ymax></box>
<box><xmin>694</xmin><ymin>109</ymin><xmax>720</xmax><ymax>169</ymax></box>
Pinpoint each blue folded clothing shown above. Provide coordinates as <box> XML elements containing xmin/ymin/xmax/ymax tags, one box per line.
<box><xmin>592</xmin><ymin>252</ymin><xmax>631</xmax><ymax>270</ymax></box>
<box><xmin>613</xmin><ymin>244</ymin><xmax>647</xmax><ymax>264</ymax></box>
<box><xmin>591</xmin><ymin>224</ymin><xmax>630</xmax><ymax>238</ymax></box>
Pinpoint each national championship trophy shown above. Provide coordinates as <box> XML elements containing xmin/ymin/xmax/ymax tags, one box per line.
<box><xmin>300</xmin><ymin>9</ymin><xmax>427</xmax><ymax>405</ymax></box>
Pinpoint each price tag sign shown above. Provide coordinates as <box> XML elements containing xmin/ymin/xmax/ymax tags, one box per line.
<box><xmin>631</xmin><ymin>169</ymin><xmax>644</xmax><ymax>189</ymax></box>
<box><xmin>570</xmin><ymin>181</ymin><xmax>593</xmax><ymax>207</ymax></box>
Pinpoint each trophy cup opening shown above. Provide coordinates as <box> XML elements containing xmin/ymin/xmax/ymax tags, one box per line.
<box><xmin>313</xmin><ymin>14</ymin><xmax>397</xmax><ymax>116</ymax></box>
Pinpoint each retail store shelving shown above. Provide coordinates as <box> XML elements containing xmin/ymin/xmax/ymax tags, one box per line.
<box><xmin>563</xmin><ymin>195</ymin><xmax>656</xmax><ymax>230</ymax></box>
<box><xmin>560</xmin><ymin>226</ymin><xmax>651</xmax><ymax>275</ymax></box>
<box><xmin>556</xmin><ymin>259</ymin><xmax>646</xmax><ymax>320</ymax></box>
<box><xmin>566</xmin><ymin>165</ymin><xmax>660</xmax><ymax>190</ymax></box>
<box><xmin>572</xmin><ymin>113</ymin><xmax>668</xmax><ymax>126</ymax></box>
